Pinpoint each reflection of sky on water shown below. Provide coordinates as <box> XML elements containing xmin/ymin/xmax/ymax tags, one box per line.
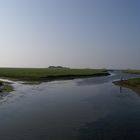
<box><xmin>0</xmin><ymin>72</ymin><xmax>139</xmax><ymax>139</ymax></box>
<box><xmin>77</xmin><ymin>71</ymin><xmax>140</xmax><ymax>86</ymax></box>
<box><xmin>78</xmin><ymin>111</ymin><xmax>140</xmax><ymax>140</ymax></box>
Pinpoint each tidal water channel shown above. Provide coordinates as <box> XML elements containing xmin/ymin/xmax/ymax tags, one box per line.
<box><xmin>0</xmin><ymin>71</ymin><xmax>140</xmax><ymax>140</ymax></box>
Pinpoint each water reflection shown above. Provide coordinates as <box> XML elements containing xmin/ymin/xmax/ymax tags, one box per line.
<box><xmin>120</xmin><ymin>86</ymin><xmax>122</xmax><ymax>93</ymax></box>
<box><xmin>77</xmin><ymin>76</ymin><xmax>108</xmax><ymax>86</ymax></box>
<box><xmin>77</xmin><ymin>71</ymin><xmax>140</xmax><ymax>87</ymax></box>
<box><xmin>0</xmin><ymin>71</ymin><xmax>139</xmax><ymax>140</ymax></box>
<box><xmin>78</xmin><ymin>112</ymin><xmax>140</xmax><ymax>140</ymax></box>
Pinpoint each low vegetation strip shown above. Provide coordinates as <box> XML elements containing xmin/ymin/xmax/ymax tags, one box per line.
<box><xmin>116</xmin><ymin>70</ymin><xmax>140</xmax><ymax>93</ymax></box>
<box><xmin>124</xmin><ymin>70</ymin><xmax>140</xmax><ymax>74</ymax></box>
<box><xmin>0</xmin><ymin>68</ymin><xmax>109</xmax><ymax>81</ymax></box>
<box><xmin>0</xmin><ymin>81</ymin><xmax>13</xmax><ymax>93</ymax></box>
<box><xmin>114</xmin><ymin>78</ymin><xmax>140</xmax><ymax>94</ymax></box>
<box><xmin>114</xmin><ymin>78</ymin><xmax>140</xmax><ymax>87</ymax></box>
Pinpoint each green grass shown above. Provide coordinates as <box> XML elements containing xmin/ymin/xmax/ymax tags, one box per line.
<box><xmin>114</xmin><ymin>69</ymin><xmax>140</xmax><ymax>87</ymax></box>
<box><xmin>121</xmin><ymin>70</ymin><xmax>140</xmax><ymax>87</ymax></box>
<box><xmin>0</xmin><ymin>81</ymin><xmax>14</xmax><ymax>92</ymax></box>
<box><xmin>3</xmin><ymin>84</ymin><xmax>14</xmax><ymax>92</ymax></box>
<box><xmin>0</xmin><ymin>68</ymin><xmax>109</xmax><ymax>81</ymax></box>
<box><xmin>124</xmin><ymin>70</ymin><xmax>140</xmax><ymax>74</ymax></box>
<box><xmin>119</xmin><ymin>69</ymin><xmax>140</xmax><ymax>86</ymax></box>
<box><xmin>113</xmin><ymin>78</ymin><xmax>140</xmax><ymax>94</ymax></box>
<box><xmin>122</xmin><ymin>78</ymin><xmax>140</xmax><ymax>87</ymax></box>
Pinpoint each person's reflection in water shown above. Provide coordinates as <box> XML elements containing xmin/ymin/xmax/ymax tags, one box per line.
<box><xmin>120</xmin><ymin>86</ymin><xmax>122</xmax><ymax>93</ymax></box>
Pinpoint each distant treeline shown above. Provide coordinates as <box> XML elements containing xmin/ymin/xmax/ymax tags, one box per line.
<box><xmin>48</xmin><ymin>66</ymin><xmax>69</xmax><ymax>69</ymax></box>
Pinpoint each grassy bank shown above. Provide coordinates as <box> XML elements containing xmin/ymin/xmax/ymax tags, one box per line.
<box><xmin>0</xmin><ymin>68</ymin><xmax>109</xmax><ymax>82</ymax></box>
<box><xmin>114</xmin><ymin>78</ymin><xmax>140</xmax><ymax>87</ymax></box>
<box><xmin>116</xmin><ymin>70</ymin><xmax>140</xmax><ymax>93</ymax></box>
<box><xmin>114</xmin><ymin>78</ymin><xmax>140</xmax><ymax>94</ymax></box>
<box><xmin>124</xmin><ymin>70</ymin><xmax>140</xmax><ymax>74</ymax></box>
<box><xmin>0</xmin><ymin>81</ymin><xmax>14</xmax><ymax>93</ymax></box>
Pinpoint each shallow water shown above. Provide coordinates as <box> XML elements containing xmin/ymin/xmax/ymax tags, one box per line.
<box><xmin>0</xmin><ymin>71</ymin><xmax>140</xmax><ymax>140</ymax></box>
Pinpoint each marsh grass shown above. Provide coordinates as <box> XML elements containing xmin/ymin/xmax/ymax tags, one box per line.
<box><xmin>0</xmin><ymin>68</ymin><xmax>109</xmax><ymax>82</ymax></box>
<box><xmin>120</xmin><ymin>78</ymin><xmax>140</xmax><ymax>87</ymax></box>
<box><xmin>113</xmin><ymin>78</ymin><xmax>140</xmax><ymax>94</ymax></box>
<box><xmin>3</xmin><ymin>84</ymin><xmax>14</xmax><ymax>92</ymax></box>
<box><xmin>0</xmin><ymin>81</ymin><xmax>13</xmax><ymax>93</ymax></box>
<box><xmin>124</xmin><ymin>70</ymin><xmax>140</xmax><ymax>74</ymax></box>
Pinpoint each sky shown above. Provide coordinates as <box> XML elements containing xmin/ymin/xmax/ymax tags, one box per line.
<box><xmin>0</xmin><ymin>0</ymin><xmax>140</xmax><ymax>69</ymax></box>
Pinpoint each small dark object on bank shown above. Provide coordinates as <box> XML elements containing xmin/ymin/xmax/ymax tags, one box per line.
<box><xmin>0</xmin><ymin>82</ymin><xmax>4</xmax><ymax>92</ymax></box>
<box><xmin>120</xmin><ymin>76</ymin><xmax>123</xmax><ymax>81</ymax></box>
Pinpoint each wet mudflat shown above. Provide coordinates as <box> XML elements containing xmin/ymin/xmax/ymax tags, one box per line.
<box><xmin>0</xmin><ymin>71</ymin><xmax>140</xmax><ymax>140</ymax></box>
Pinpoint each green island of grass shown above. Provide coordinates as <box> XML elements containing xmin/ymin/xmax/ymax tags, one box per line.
<box><xmin>0</xmin><ymin>68</ymin><xmax>109</xmax><ymax>82</ymax></box>
<box><xmin>114</xmin><ymin>70</ymin><xmax>140</xmax><ymax>94</ymax></box>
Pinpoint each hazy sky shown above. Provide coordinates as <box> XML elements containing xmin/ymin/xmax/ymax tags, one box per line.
<box><xmin>0</xmin><ymin>0</ymin><xmax>140</xmax><ymax>69</ymax></box>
